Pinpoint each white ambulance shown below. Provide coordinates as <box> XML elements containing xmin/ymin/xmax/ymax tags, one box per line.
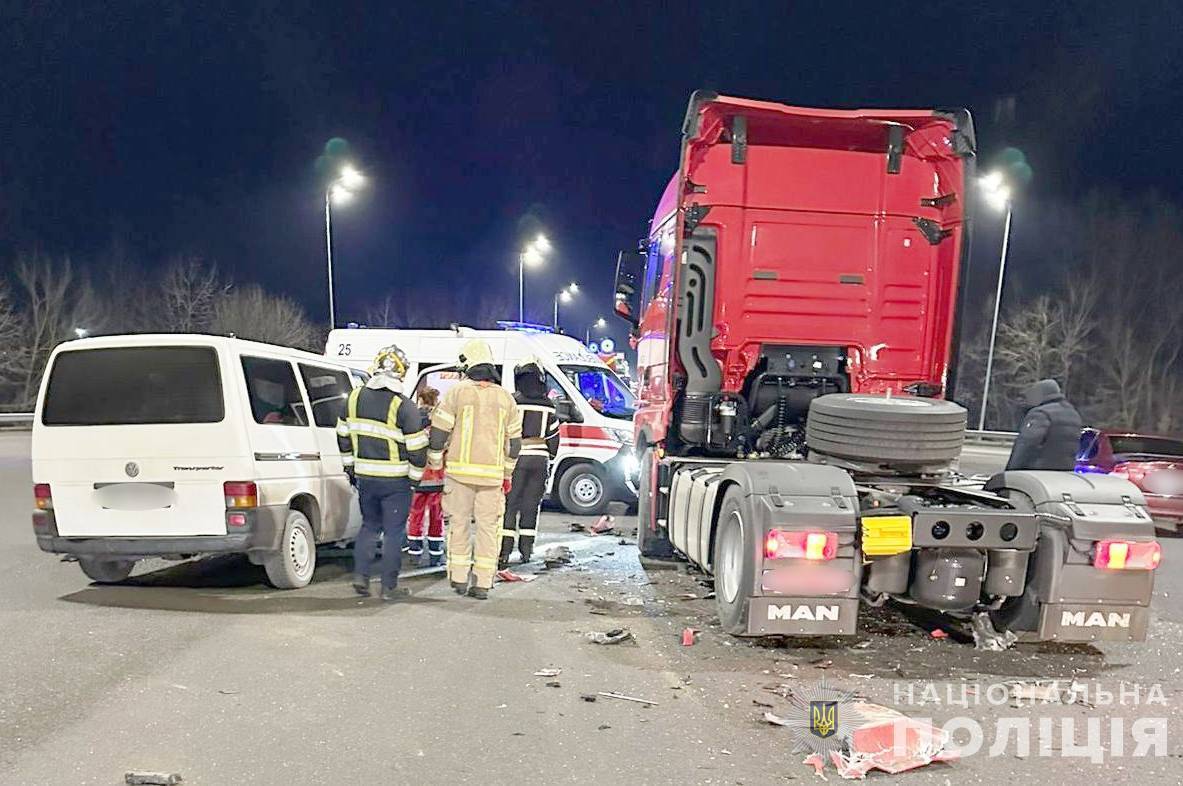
<box><xmin>326</xmin><ymin>324</ymin><xmax>638</xmax><ymax>515</ymax></box>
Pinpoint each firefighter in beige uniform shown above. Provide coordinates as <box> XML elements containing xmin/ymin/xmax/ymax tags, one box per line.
<box><xmin>428</xmin><ymin>339</ymin><xmax>522</xmax><ymax>599</ymax></box>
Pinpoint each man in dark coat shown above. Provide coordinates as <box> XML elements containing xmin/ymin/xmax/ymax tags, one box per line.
<box><xmin>1005</xmin><ymin>379</ymin><xmax>1084</xmax><ymax>471</ymax></box>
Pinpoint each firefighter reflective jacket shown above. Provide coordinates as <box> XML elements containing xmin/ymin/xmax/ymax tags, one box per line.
<box><xmin>336</xmin><ymin>379</ymin><xmax>428</xmax><ymax>481</ymax></box>
<box><xmin>428</xmin><ymin>373</ymin><xmax>522</xmax><ymax>487</ymax></box>
<box><xmin>515</xmin><ymin>392</ymin><xmax>560</xmax><ymax>461</ymax></box>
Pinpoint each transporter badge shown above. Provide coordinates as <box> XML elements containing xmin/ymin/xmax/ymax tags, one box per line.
<box><xmin>124</xmin><ymin>462</ymin><xmax>139</xmax><ymax>478</ymax></box>
<box><xmin>784</xmin><ymin>678</ymin><xmax>862</xmax><ymax>766</ymax></box>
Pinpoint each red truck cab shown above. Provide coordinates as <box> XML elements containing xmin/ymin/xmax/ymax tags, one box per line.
<box><xmin>616</xmin><ymin>91</ymin><xmax>973</xmax><ymax>454</ymax></box>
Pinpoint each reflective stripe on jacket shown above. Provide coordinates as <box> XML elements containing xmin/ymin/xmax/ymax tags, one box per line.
<box><xmin>336</xmin><ymin>386</ymin><xmax>428</xmax><ymax>481</ymax></box>
<box><xmin>428</xmin><ymin>378</ymin><xmax>522</xmax><ymax>487</ymax></box>
<box><xmin>516</xmin><ymin>395</ymin><xmax>560</xmax><ymax>460</ymax></box>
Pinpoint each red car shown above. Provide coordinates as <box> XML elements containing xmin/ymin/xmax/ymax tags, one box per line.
<box><xmin>1077</xmin><ymin>429</ymin><xmax>1183</xmax><ymax>532</ymax></box>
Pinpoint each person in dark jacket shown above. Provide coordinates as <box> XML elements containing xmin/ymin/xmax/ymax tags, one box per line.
<box><xmin>499</xmin><ymin>358</ymin><xmax>561</xmax><ymax>568</ymax></box>
<box><xmin>1005</xmin><ymin>379</ymin><xmax>1084</xmax><ymax>471</ymax></box>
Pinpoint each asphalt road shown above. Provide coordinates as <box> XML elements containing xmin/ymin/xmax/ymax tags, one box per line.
<box><xmin>2</xmin><ymin>433</ymin><xmax>1182</xmax><ymax>784</ymax></box>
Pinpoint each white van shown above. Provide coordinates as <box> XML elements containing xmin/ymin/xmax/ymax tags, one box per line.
<box><xmin>32</xmin><ymin>334</ymin><xmax>364</xmax><ymax>589</ymax></box>
<box><xmin>327</xmin><ymin>325</ymin><xmax>638</xmax><ymax>515</ymax></box>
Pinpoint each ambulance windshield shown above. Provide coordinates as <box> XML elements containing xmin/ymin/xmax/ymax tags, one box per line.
<box><xmin>560</xmin><ymin>365</ymin><xmax>635</xmax><ymax>419</ymax></box>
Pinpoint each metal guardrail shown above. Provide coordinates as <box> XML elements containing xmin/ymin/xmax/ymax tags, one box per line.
<box><xmin>963</xmin><ymin>429</ymin><xmax>1017</xmax><ymax>448</ymax></box>
<box><xmin>0</xmin><ymin>412</ymin><xmax>34</xmax><ymax>428</ymax></box>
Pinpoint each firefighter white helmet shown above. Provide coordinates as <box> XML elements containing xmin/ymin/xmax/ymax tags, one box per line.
<box><xmin>370</xmin><ymin>344</ymin><xmax>409</xmax><ymax>379</ymax></box>
<box><xmin>458</xmin><ymin>338</ymin><xmax>495</xmax><ymax>370</ymax></box>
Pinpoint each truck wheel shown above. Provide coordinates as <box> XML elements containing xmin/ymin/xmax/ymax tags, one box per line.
<box><xmin>713</xmin><ymin>486</ymin><xmax>755</xmax><ymax>635</ymax></box>
<box><xmin>263</xmin><ymin>509</ymin><xmax>317</xmax><ymax>589</ymax></box>
<box><xmin>557</xmin><ymin>462</ymin><xmax>609</xmax><ymax>516</ymax></box>
<box><xmin>79</xmin><ymin>557</ymin><xmax>136</xmax><ymax>584</ymax></box>
<box><xmin>636</xmin><ymin>446</ymin><xmax>675</xmax><ymax>558</ymax></box>
<box><xmin>806</xmin><ymin>393</ymin><xmax>967</xmax><ymax>468</ymax></box>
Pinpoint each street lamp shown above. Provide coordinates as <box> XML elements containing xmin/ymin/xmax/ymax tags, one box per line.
<box><xmin>977</xmin><ymin>170</ymin><xmax>1014</xmax><ymax>431</ymax></box>
<box><xmin>553</xmin><ymin>283</ymin><xmax>578</xmax><ymax>331</ymax></box>
<box><xmin>519</xmin><ymin>234</ymin><xmax>551</xmax><ymax>322</ymax></box>
<box><xmin>324</xmin><ymin>164</ymin><xmax>366</xmax><ymax>328</ymax></box>
<box><xmin>586</xmin><ymin>316</ymin><xmax>607</xmax><ymax>345</ymax></box>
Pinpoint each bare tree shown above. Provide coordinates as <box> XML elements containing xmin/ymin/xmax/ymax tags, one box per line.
<box><xmin>11</xmin><ymin>256</ymin><xmax>106</xmax><ymax>407</ymax></box>
<box><xmin>210</xmin><ymin>284</ymin><xmax>318</xmax><ymax>350</ymax></box>
<box><xmin>158</xmin><ymin>256</ymin><xmax>229</xmax><ymax>333</ymax></box>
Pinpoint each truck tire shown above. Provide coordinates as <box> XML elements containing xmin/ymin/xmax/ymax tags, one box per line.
<box><xmin>713</xmin><ymin>486</ymin><xmax>756</xmax><ymax>635</ymax></box>
<box><xmin>557</xmin><ymin>462</ymin><xmax>609</xmax><ymax>516</ymax></box>
<box><xmin>636</xmin><ymin>447</ymin><xmax>675</xmax><ymax>558</ymax></box>
<box><xmin>806</xmin><ymin>393</ymin><xmax>966</xmax><ymax>467</ymax></box>
<box><xmin>264</xmin><ymin>509</ymin><xmax>317</xmax><ymax>589</ymax></box>
<box><xmin>79</xmin><ymin>557</ymin><xmax>136</xmax><ymax>584</ymax></box>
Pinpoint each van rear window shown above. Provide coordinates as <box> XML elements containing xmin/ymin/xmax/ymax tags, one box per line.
<box><xmin>42</xmin><ymin>346</ymin><xmax>224</xmax><ymax>426</ymax></box>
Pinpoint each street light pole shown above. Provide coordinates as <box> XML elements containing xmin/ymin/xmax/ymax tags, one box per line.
<box><xmin>978</xmin><ymin>202</ymin><xmax>1013</xmax><ymax>431</ymax></box>
<box><xmin>519</xmin><ymin>252</ymin><xmax>525</xmax><ymax>323</ymax></box>
<box><xmin>324</xmin><ymin>189</ymin><xmax>336</xmax><ymax>329</ymax></box>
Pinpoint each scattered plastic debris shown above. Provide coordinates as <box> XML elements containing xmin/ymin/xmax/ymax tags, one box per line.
<box><xmin>580</xmin><ymin>694</ymin><xmax>598</xmax><ymax>702</ymax></box>
<box><xmin>809</xmin><ymin>658</ymin><xmax>833</xmax><ymax>669</ymax></box>
<box><xmin>585</xmin><ymin>628</ymin><xmax>634</xmax><ymax>645</ymax></box>
<box><xmin>813</xmin><ymin>701</ymin><xmax>957</xmax><ymax>778</ymax></box>
<box><xmin>534</xmin><ymin>668</ymin><xmax>562</xmax><ymax>677</ymax></box>
<box><xmin>125</xmin><ymin>773</ymin><xmax>183</xmax><ymax>786</ymax></box>
<box><xmin>543</xmin><ymin>545</ymin><xmax>574</xmax><ymax>568</ymax></box>
<box><xmin>621</xmin><ymin>596</ymin><xmax>644</xmax><ymax>606</ymax></box>
<box><xmin>598</xmin><ymin>723</ymin><xmax>611</xmax><ymax>730</ymax></box>
<box><xmin>545</xmin><ymin>680</ymin><xmax>561</xmax><ymax>688</ymax></box>
<box><xmin>681</xmin><ymin>627</ymin><xmax>699</xmax><ymax>646</ymax></box>
<box><xmin>930</xmin><ymin>629</ymin><xmax>949</xmax><ymax>639</ymax></box>
<box><xmin>597</xmin><ymin>691</ymin><xmax>658</xmax><ymax>706</ymax></box>
<box><xmin>496</xmin><ymin>569</ymin><xmax>537</xmax><ymax>583</ymax></box>
<box><xmin>569</xmin><ymin>515</ymin><xmax>616</xmax><ymax>536</ymax></box>
<box><xmin>970</xmin><ymin>612</ymin><xmax>1018</xmax><ymax>651</ymax></box>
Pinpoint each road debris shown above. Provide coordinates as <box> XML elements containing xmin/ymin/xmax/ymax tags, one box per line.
<box><xmin>534</xmin><ymin>668</ymin><xmax>562</xmax><ymax>677</ymax></box>
<box><xmin>581</xmin><ymin>694</ymin><xmax>598</xmax><ymax>702</ymax></box>
<box><xmin>809</xmin><ymin>658</ymin><xmax>833</xmax><ymax>669</ymax></box>
<box><xmin>545</xmin><ymin>680</ymin><xmax>561</xmax><ymax>688</ymax></box>
<box><xmin>970</xmin><ymin>612</ymin><xmax>1018</xmax><ymax>651</ymax></box>
<box><xmin>681</xmin><ymin>627</ymin><xmax>699</xmax><ymax>646</ymax></box>
<box><xmin>1006</xmin><ymin>680</ymin><xmax>1095</xmax><ymax>708</ymax></box>
<box><xmin>496</xmin><ymin>569</ymin><xmax>537</xmax><ymax>583</ymax></box>
<box><xmin>125</xmin><ymin>773</ymin><xmax>183</xmax><ymax>786</ymax></box>
<box><xmin>543</xmin><ymin>545</ymin><xmax>574</xmax><ymax>568</ymax></box>
<box><xmin>621</xmin><ymin>596</ymin><xmax>644</xmax><ymax>606</ymax></box>
<box><xmin>598</xmin><ymin>723</ymin><xmax>611</xmax><ymax>730</ymax></box>
<box><xmin>930</xmin><ymin>628</ymin><xmax>949</xmax><ymax>639</ymax></box>
<box><xmin>597</xmin><ymin>691</ymin><xmax>658</xmax><ymax>706</ymax></box>
<box><xmin>585</xmin><ymin>628</ymin><xmax>634</xmax><ymax>645</ymax></box>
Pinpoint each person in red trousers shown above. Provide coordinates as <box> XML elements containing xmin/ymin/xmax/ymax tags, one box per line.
<box><xmin>406</xmin><ymin>387</ymin><xmax>446</xmax><ymax>566</ymax></box>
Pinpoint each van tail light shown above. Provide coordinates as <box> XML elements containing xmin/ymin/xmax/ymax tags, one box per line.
<box><xmin>224</xmin><ymin>482</ymin><xmax>258</xmax><ymax>509</ymax></box>
<box><xmin>34</xmin><ymin>483</ymin><xmax>53</xmax><ymax>511</ymax></box>
<box><xmin>765</xmin><ymin>530</ymin><xmax>837</xmax><ymax>561</ymax></box>
<box><xmin>1094</xmin><ymin>540</ymin><xmax>1161</xmax><ymax>571</ymax></box>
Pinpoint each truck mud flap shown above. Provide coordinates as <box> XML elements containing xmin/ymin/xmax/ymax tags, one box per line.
<box><xmin>746</xmin><ymin>597</ymin><xmax>858</xmax><ymax>636</ymax></box>
<box><xmin>1037</xmin><ymin>604</ymin><xmax>1150</xmax><ymax>642</ymax></box>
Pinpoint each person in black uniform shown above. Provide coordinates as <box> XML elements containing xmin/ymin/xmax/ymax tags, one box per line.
<box><xmin>499</xmin><ymin>358</ymin><xmax>560</xmax><ymax>568</ymax></box>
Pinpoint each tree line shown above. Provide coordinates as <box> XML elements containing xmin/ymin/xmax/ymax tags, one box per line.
<box><xmin>955</xmin><ymin>193</ymin><xmax>1183</xmax><ymax>434</ymax></box>
<box><xmin>0</xmin><ymin>255</ymin><xmax>320</xmax><ymax>410</ymax></box>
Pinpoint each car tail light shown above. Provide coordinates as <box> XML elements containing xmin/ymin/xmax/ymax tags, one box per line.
<box><xmin>1094</xmin><ymin>540</ymin><xmax>1161</xmax><ymax>570</ymax></box>
<box><xmin>765</xmin><ymin>530</ymin><xmax>837</xmax><ymax>561</ymax></box>
<box><xmin>33</xmin><ymin>483</ymin><xmax>53</xmax><ymax>511</ymax></box>
<box><xmin>1112</xmin><ymin>464</ymin><xmax>1148</xmax><ymax>488</ymax></box>
<box><xmin>224</xmin><ymin>481</ymin><xmax>258</xmax><ymax>509</ymax></box>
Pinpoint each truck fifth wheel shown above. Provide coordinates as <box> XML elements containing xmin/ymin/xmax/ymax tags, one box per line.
<box><xmin>614</xmin><ymin>92</ymin><xmax>1159</xmax><ymax>644</ymax></box>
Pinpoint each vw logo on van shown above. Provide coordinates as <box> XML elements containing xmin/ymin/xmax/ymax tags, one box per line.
<box><xmin>125</xmin><ymin>462</ymin><xmax>140</xmax><ymax>478</ymax></box>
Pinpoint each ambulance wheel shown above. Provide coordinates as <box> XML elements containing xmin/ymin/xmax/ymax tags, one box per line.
<box><xmin>636</xmin><ymin>446</ymin><xmax>674</xmax><ymax>558</ymax></box>
<box><xmin>713</xmin><ymin>486</ymin><xmax>756</xmax><ymax>635</ymax></box>
<box><xmin>264</xmin><ymin>509</ymin><xmax>317</xmax><ymax>589</ymax></box>
<box><xmin>79</xmin><ymin>557</ymin><xmax>136</xmax><ymax>584</ymax></box>
<box><xmin>558</xmin><ymin>462</ymin><xmax>609</xmax><ymax>516</ymax></box>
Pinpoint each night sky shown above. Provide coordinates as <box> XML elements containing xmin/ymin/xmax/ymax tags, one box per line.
<box><xmin>2</xmin><ymin>1</ymin><xmax>1180</xmax><ymax>346</ymax></box>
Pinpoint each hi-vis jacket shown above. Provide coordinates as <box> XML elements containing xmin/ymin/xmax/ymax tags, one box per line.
<box><xmin>428</xmin><ymin>378</ymin><xmax>522</xmax><ymax>487</ymax></box>
<box><xmin>515</xmin><ymin>393</ymin><xmax>560</xmax><ymax>461</ymax></box>
<box><xmin>336</xmin><ymin>382</ymin><xmax>428</xmax><ymax>482</ymax></box>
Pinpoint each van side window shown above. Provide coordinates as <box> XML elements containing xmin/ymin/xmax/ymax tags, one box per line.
<box><xmin>298</xmin><ymin>364</ymin><xmax>353</xmax><ymax>428</ymax></box>
<box><xmin>241</xmin><ymin>357</ymin><xmax>308</xmax><ymax>426</ymax></box>
<box><xmin>416</xmin><ymin>366</ymin><xmax>465</xmax><ymax>401</ymax></box>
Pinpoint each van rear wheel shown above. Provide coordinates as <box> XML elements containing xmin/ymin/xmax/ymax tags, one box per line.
<box><xmin>264</xmin><ymin>509</ymin><xmax>317</xmax><ymax>589</ymax></box>
<box><xmin>79</xmin><ymin>557</ymin><xmax>136</xmax><ymax>584</ymax></box>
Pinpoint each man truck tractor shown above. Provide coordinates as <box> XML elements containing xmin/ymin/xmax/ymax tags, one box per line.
<box><xmin>614</xmin><ymin>91</ymin><xmax>1159</xmax><ymax>646</ymax></box>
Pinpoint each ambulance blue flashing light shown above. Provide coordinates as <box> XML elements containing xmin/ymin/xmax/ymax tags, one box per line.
<box><xmin>496</xmin><ymin>321</ymin><xmax>554</xmax><ymax>334</ymax></box>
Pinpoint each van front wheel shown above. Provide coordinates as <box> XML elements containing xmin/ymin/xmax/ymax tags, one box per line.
<box><xmin>79</xmin><ymin>557</ymin><xmax>136</xmax><ymax>584</ymax></box>
<box><xmin>557</xmin><ymin>462</ymin><xmax>609</xmax><ymax>516</ymax></box>
<box><xmin>264</xmin><ymin>509</ymin><xmax>317</xmax><ymax>589</ymax></box>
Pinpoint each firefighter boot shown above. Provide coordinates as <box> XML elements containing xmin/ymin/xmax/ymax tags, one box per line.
<box><xmin>467</xmin><ymin>586</ymin><xmax>489</xmax><ymax>600</ymax></box>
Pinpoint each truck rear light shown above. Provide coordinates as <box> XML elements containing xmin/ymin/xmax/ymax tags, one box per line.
<box><xmin>33</xmin><ymin>483</ymin><xmax>53</xmax><ymax>511</ymax></box>
<box><xmin>1094</xmin><ymin>540</ymin><xmax>1161</xmax><ymax>570</ymax></box>
<box><xmin>765</xmin><ymin>530</ymin><xmax>837</xmax><ymax>561</ymax></box>
<box><xmin>224</xmin><ymin>481</ymin><xmax>258</xmax><ymax>509</ymax></box>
